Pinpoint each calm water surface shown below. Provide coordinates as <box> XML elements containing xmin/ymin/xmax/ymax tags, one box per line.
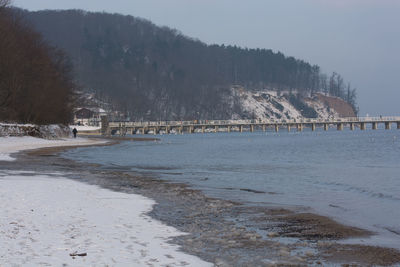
<box><xmin>64</xmin><ymin>127</ymin><xmax>400</xmax><ymax>248</ymax></box>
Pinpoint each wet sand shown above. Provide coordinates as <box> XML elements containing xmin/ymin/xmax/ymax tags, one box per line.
<box><xmin>3</xmin><ymin>140</ymin><xmax>400</xmax><ymax>266</ymax></box>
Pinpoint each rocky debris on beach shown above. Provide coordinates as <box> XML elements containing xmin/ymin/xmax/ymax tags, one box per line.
<box><xmin>69</xmin><ymin>252</ymin><xmax>87</xmax><ymax>257</ymax></box>
<box><xmin>0</xmin><ymin>123</ymin><xmax>71</xmax><ymax>139</ymax></box>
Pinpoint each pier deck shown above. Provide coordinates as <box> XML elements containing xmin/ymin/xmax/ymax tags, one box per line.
<box><xmin>101</xmin><ymin>116</ymin><xmax>400</xmax><ymax>135</ymax></box>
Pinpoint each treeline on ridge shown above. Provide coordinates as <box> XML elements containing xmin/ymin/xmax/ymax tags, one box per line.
<box><xmin>0</xmin><ymin>1</ymin><xmax>75</xmax><ymax>124</ymax></box>
<box><xmin>25</xmin><ymin>9</ymin><xmax>357</xmax><ymax>120</ymax></box>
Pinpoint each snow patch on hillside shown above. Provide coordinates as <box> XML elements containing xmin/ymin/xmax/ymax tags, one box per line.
<box><xmin>304</xmin><ymin>97</ymin><xmax>338</xmax><ymax>119</ymax></box>
<box><xmin>235</xmin><ymin>88</ymin><xmax>301</xmax><ymax>120</ymax></box>
<box><xmin>232</xmin><ymin>87</ymin><xmax>344</xmax><ymax>120</ymax></box>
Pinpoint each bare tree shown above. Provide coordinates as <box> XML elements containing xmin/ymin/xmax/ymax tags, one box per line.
<box><xmin>319</xmin><ymin>73</ymin><xmax>328</xmax><ymax>95</ymax></box>
<box><xmin>0</xmin><ymin>0</ymin><xmax>10</xmax><ymax>9</ymax></box>
<box><xmin>0</xmin><ymin>4</ymin><xmax>76</xmax><ymax>124</ymax></box>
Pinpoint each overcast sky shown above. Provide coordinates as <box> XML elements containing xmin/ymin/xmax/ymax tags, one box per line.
<box><xmin>14</xmin><ymin>0</ymin><xmax>400</xmax><ymax>116</ymax></box>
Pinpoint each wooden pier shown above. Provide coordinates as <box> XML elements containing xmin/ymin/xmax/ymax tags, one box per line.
<box><xmin>101</xmin><ymin>116</ymin><xmax>400</xmax><ymax>136</ymax></box>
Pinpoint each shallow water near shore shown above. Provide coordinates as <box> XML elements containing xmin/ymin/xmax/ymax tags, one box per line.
<box><xmin>64</xmin><ymin>126</ymin><xmax>400</xmax><ymax>249</ymax></box>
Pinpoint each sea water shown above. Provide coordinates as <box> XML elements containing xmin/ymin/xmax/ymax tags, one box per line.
<box><xmin>64</xmin><ymin>126</ymin><xmax>400</xmax><ymax>248</ymax></box>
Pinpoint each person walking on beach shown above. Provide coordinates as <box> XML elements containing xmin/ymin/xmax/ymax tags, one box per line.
<box><xmin>72</xmin><ymin>128</ymin><xmax>78</xmax><ymax>138</ymax></box>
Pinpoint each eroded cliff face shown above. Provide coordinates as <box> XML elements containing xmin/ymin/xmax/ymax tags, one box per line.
<box><xmin>75</xmin><ymin>86</ymin><xmax>356</xmax><ymax>121</ymax></box>
<box><xmin>313</xmin><ymin>94</ymin><xmax>356</xmax><ymax>118</ymax></box>
<box><xmin>228</xmin><ymin>87</ymin><xmax>355</xmax><ymax>120</ymax></box>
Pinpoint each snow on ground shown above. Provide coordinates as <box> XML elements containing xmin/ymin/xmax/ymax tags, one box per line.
<box><xmin>69</xmin><ymin>125</ymin><xmax>101</xmax><ymax>131</ymax></box>
<box><xmin>0</xmin><ymin>137</ymin><xmax>211</xmax><ymax>266</ymax></box>
<box><xmin>232</xmin><ymin>87</ymin><xmax>343</xmax><ymax>121</ymax></box>
<box><xmin>237</xmin><ymin>89</ymin><xmax>303</xmax><ymax>120</ymax></box>
<box><xmin>0</xmin><ymin>136</ymin><xmax>105</xmax><ymax>161</ymax></box>
<box><xmin>0</xmin><ymin>170</ymin><xmax>211</xmax><ymax>266</ymax></box>
<box><xmin>304</xmin><ymin>98</ymin><xmax>338</xmax><ymax>120</ymax></box>
<box><xmin>277</xmin><ymin>99</ymin><xmax>302</xmax><ymax>119</ymax></box>
<box><xmin>0</xmin><ymin>123</ymin><xmax>35</xmax><ymax>127</ymax></box>
<box><xmin>239</xmin><ymin>90</ymin><xmax>270</xmax><ymax>119</ymax></box>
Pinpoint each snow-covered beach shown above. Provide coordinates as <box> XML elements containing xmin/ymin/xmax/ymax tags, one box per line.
<box><xmin>0</xmin><ymin>136</ymin><xmax>105</xmax><ymax>161</ymax></box>
<box><xmin>0</xmin><ymin>136</ymin><xmax>211</xmax><ymax>266</ymax></box>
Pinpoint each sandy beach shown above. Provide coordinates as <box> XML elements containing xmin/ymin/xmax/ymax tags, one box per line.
<box><xmin>0</xmin><ymin>136</ymin><xmax>211</xmax><ymax>266</ymax></box>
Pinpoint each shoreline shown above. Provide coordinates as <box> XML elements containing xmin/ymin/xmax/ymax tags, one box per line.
<box><xmin>0</xmin><ymin>136</ymin><xmax>110</xmax><ymax>161</ymax></box>
<box><xmin>0</xmin><ymin>136</ymin><xmax>211</xmax><ymax>266</ymax></box>
<box><xmin>2</xmin><ymin>137</ymin><xmax>400</xmax><ymax>265</ymax></box>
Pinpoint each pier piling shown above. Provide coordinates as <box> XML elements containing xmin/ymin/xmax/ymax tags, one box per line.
<box><xmin>297</xmin><ymin>124</ymin><xmax>303</xmax><ymax>132</ymax></box>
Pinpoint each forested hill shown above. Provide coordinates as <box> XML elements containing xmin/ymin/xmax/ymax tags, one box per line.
<box><xmin>23</xmin><ymin>9</ymin><xmax>357</xmax><ymax>120</ymax></box>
